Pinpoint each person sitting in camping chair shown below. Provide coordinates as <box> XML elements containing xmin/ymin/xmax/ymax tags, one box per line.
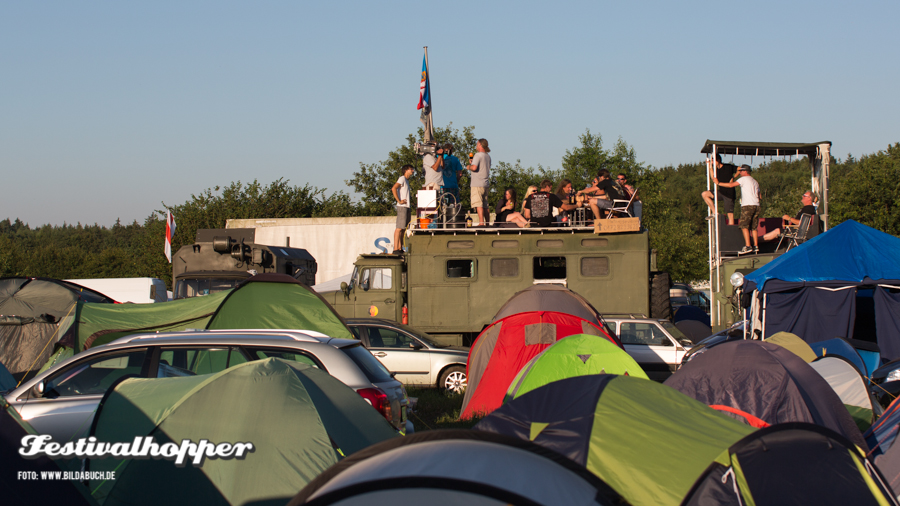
<box><xmin>763</xmin><ymin>191</ymin><xmax>817</xmax><ymax>241</ymax></box>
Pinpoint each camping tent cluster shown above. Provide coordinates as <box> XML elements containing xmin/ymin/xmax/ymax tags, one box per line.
<box><xmin>31</xmin><ymin>273</ymin><xmax>353</xmax><ymax>373</ymax></box>
<box><xmin>460</xmin><ymin>285</ymin><xmax>630</xmax><ymax>419</ymax></box>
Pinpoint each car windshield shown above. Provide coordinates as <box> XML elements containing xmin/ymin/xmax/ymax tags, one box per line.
<box><xmin>660</xmin><ymin>321</ymin><xmax>694</xmax><ymax>347</ymax></box>
<box><xmin>341</xmin><ymin>343</ymin><xmax>394</xmax><ymax>383</ymax></box>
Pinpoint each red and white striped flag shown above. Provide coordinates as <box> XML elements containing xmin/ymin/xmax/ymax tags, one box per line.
<box><xmin>164</xmin><ymin>210</ymin><xmax>176</xmax><ymax>263</ymax></box>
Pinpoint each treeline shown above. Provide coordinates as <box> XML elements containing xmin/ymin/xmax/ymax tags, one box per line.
<box><xmin>2</xmin><ymin>129</ymin><xmax>898</xmax><ymax>286</ymax></box>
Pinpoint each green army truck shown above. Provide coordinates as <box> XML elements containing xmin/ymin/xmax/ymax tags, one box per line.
<box><xmin>318</xmin><ymin>222</ymin><xmax>671</xmax><ymax>346</ymax></box>
<box><xmin>172</xmin><ymin>228</ymin><xmax>317</xmax><ymax>299</ymax></box>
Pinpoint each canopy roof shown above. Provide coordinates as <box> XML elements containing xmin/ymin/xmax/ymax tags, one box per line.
<box><xmin>700</xmin><ymin>140</ymin><xmax>831</xmax><ymax>158</ymax></box>
<box><xmin>744</xmin><ymin>220</ymin><xmax>900</xmax><ymax>293</ymax></box>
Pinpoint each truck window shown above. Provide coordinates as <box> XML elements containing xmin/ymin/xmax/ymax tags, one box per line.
<box><xmin>362</xmin><ymin>268</ymin><xmax>392</xmax><ymax>290</ymax></box>
<box><xmin>581</xmin><ymin>257</ymin><xmax>609</xmax><ymax>276</ymax></box>
<box><xmin>491</xmin><ymin>258</ymin><xmax>518</xmax><ymax>278</ymax></box>
<box><xmin>447</xmin><ymin>259</ymin><xmax>473</xmax><ymax>278</ymax></box>
<box><xmin>534</xmin><ymin>257</ymin><xmax>566</xmax><ymax>280</ymax></box>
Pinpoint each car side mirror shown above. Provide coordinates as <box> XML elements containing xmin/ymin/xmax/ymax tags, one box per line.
<box><xmin>659</xmin><ymin>338</ymin><xmax>674</xmax><ymax>347</ymax></box>
<box><xmin>32</xmin><ymin>381</ymin><xmax>45</xmax><ymax>398</ymax></box>
<box><xmin>409</xmin><ymin>342</ymin><xmax>423</xmax><ymax>350</ymax></box>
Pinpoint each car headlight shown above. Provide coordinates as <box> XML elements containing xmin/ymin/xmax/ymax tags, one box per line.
<box><xmin>886</xmin><ymin>369</ymin><xmax>900</xmax><ymax>383</ymax></box>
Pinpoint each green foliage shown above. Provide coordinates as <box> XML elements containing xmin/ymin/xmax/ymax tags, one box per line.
<box><xmin>4</xmin><ymin>133</ymin><xmax>900</xmax><ymax>289</ymax></box>
<box><xmin>830</xmin><ymin>143</ymin><xmax>900</xmax><ymax>234</ymax></box>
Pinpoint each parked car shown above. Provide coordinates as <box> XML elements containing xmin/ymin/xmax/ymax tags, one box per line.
<box><xmin>670</xmin><ymin>284</ymin><xmax>711</xmax><ymax>314</ymax></box>
<box><xmin>345</xmin><ymin>318</ymin><xmax>470</xmax><ymax>393</ymax></box>
<box><xmin>603</xmin><ymin>315</ymin><xmax>694</xmax><ymax>381</ymax></box>
<box><xmin>680</xmin><ymin>320</ymin><xmax>748</xmax><ymax>366</ymax></box>
<box><xmin>5</xmin><ymin>329</ymin><xmax>412</xmax><ymax>441</ymax></box>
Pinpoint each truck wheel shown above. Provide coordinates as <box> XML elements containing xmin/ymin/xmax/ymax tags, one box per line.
<box><xmin>650</xmin><ymin>272</ymin><xmax>673</xmax><ymax>320</ymax></box>
<box><xmin>439</xmin><ymin>366</ymin><xmax>467</xmax><ymax>394</ymax></box>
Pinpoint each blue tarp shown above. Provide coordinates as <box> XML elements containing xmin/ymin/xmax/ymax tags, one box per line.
<box><xmin>744</xmin><ymin>220</ymin><xmax>900</xmax><ymax>293</ymax></box>
<box><xmin>744</xmin><ymin>220</ymin><xmax>900</xmax><ymax>360</ymax></box>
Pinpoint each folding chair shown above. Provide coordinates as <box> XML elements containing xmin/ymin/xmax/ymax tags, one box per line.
<box><xmin>776</xmin><ymin>213</ymin><xmax>812</xmax><ymax>251</ymax></box>
<box><xmin>606</xmin><ymin>189</ymin><xmax>639</xmax><ymax>219</ymax></box>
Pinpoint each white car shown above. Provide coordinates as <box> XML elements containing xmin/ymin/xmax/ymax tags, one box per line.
<box><xmin>604</xmin><ymin>316</ymin><xmax>694</xmax><ymax>381</ymax></box>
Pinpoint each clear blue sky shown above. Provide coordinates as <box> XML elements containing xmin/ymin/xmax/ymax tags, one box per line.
<box><xmin>3</xmin><ymin>1</ymin><xmax>898</xmax><ymax>227</ymax></box>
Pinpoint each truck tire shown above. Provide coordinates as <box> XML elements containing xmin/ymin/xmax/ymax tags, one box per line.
<box><xmin>650</xmin><ymin>272</ymin><xmax>673</xmax><ymax>320</ymax></box>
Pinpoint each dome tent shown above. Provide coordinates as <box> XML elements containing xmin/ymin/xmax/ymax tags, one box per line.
<box><xmin>461</xmin><ymin>310</ymin><xmax>618</xmax><ymax>419</ymax></box>
<box><xmin>682</xmin><ymin>423</ymin><xmax>896</xmax><ymax>506</ymax></box>
<box><xmin>504</xmin><ymin>333</ymin><xmax>647</xmax><ymax>403</ymax></box>
<box><xmin>491</xmin><ymin>284</ymin><xmax>608</xmax><ymax>327</ymax></box>
<box><xmin>0</xmin><ymin>276</ymin><xmax>113</xmax><ymax>376</ymax></box>
<box><xmin>664</xmin><ymin>340</ymin><xmax>868</xmax><ymax>449</ymax></box>
<box><xmin>288</xmin><ymin>429</ymin><xmax>626</xmax><ymax>506</ymax></box>
<box><xmin>476</xmin><ymin>374</ymin><xmax>754</xmax><ymax>506</ymax></box>
<box><xmin>87</xmin><ymin>358</ymin><xmax>397</xmax><ymax>506</ymax></box>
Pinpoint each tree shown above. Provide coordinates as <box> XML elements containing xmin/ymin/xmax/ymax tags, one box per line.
<box><xmin>830</xmin><ymin>143</ymin><xmax>900</xmax><ymax>234</ymax></box>
<box><xmin>347</xmin><ymin>124</ymin><xmax>477</xmax><ymax>216</ymax></box>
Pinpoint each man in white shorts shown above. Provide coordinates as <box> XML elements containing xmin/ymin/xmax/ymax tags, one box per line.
<box><xmin>391</xmin><ymin>165</ymin><xmax>415</xmax><ymax>254</ymax></box>
<box><xmin>468</xmin><ymin>138</ymin><xmax>491</xmax><ymax>226</ymax></box>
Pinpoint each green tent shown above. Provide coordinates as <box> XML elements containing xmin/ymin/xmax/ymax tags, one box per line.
<box><xmin>765</xmin><ymin>331</ymin><xmax>817</xmax><ymax>363</ymax></box>
<box><xmin>45</xmin><ymin>274</ymin><xmax>353</xmax><ymax>372</ymax></box>
<box><xmin>205</xmin><ymin>274</ymin><xmax>351</xmax><ymax>340</ymax></box>
<box><xmin>476</xmin><ymin>374</ymin><xmax>755</xmax><ymax>506</ymax></box>
<box><xmin>504</xmin><ymin>334</ymin><xmax>647</xmax><ymax>403</ymax></box>
<box><xmin>88</xmin><ymin>358</ymin><xmax>398</xmax><ymax>506</ymax></box>
<box><xmin>810</xmin><ymin>355</ymin><xmax>876</xmax><ymax>431</ymax></box>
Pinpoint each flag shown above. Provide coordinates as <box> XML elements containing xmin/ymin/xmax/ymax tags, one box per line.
<box><xmin>417</xmin><ymin>50</ymin><xmax>434</xmax><ymax>143</ymax></box>
<box><xmin>164</xmin><ymin>210</ymin><xmax>176</xmax><ymax>263</ymax></box>
<box><xmin>417</xmin><ymin>53</ymin><xmax>430</xmax><ymax>111</ymax></box>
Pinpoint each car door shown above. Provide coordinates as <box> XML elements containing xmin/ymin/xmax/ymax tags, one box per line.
<box><xmin>364</xmin><ymin>326</ymin><xmax>431</xmax><ymax>385</ymax></box>
<box><xmin>618</xmin><ymin>322</ymin><xmax>679</xmax><ymax>381</ymax></box>
<box><xmin>13</xmin><ymin>348</ymin><xmax>149</xmax><ymax>442</ymax></box>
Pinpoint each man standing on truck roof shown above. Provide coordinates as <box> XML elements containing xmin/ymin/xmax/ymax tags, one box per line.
<box><xmin>423</xmin><ymin>149</ymin><xmax>443</xmax><ymax>190</ymax></box>
<box><xmin>468</xmin><ymin>138</ymin><xmax>491</xmax><ymax>226</ymax></box>
<box><xmin>715</xmin><ymin>164</ymin><xmax>761</xmax><ymax>254</ymax></box>
<box><xmin>702</xmin><ymin>154</ymin><xmax>737</xmax><ymax>225</ymax></box>
<box><xmin>392</xmin><ymin>165</ymin><xmax>415</xmax><ymax>254</ymax></box>
<box><xmin>435</xmin><ymin>143</ymin><xmax>462</xmax><ymax>205</ymax></box>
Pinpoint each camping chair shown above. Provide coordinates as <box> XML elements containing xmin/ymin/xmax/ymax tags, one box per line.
<box><xmin>776</xmin><ymin>213</ymin><xmax>813</xmax><ymax>251</ymax></box>
<box><xmin>606</xmin><ymin>189</ymin><xmax>639</xmax><ymax>219</ymax></box>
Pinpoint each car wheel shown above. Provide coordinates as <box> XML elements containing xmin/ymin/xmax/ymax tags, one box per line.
<box><xmin>439</xmin><ymin>366</ymin><xmax>467</xmax><ymax>393</ymax></box>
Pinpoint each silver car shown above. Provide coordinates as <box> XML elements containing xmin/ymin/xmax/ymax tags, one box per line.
<box><xmin>5</xmin><ymin>329</ymin><xmax>412</xmax><ymax>442</ymax></box>
<box><xmin>604</xmin><ymin>316</ymin><xmax>694</xmax><ymax>381</ymax></box>
<box><xmin>345</xmin><ymin>318</ymin><xmax>469</xmax><ymax>393</ymax></box>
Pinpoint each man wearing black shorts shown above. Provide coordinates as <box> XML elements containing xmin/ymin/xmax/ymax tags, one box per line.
<box><xmin>701</xmin><ymin>154</ymin><xmax>736</xmax><ymax>225</ymax></box>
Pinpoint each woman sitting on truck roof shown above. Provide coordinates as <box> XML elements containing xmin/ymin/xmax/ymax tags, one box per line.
<box><xmin>496</xmin><ymin>188</ymin><xmax>528</xmax><ymax>228</ymax></box>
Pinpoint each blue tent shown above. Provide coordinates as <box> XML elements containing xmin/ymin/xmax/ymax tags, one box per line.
<box><xmin>743</xmin><ymin>220</ymin><xmax>900</xmax><ymax>360</ymax></box>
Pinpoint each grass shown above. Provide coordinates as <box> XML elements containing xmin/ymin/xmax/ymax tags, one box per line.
<box><xmin>406</xmin><ymin>387</ymin><xmax>483</xmax><ymax>431</ymax></box>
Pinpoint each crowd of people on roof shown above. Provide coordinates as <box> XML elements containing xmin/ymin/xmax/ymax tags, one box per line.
<box><xmin>392</xmin><ymin>137</ymin><xmax>641</xmax><ymax>242</ymax></box>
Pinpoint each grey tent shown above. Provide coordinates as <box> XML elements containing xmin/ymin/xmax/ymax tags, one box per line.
<box><xmin>289</xmin><ymin>429</ymin><xmax>625</xmax><ymax>506</ymax></box>
<box><xmin>0</xmin><ymin>277</ymin><xmax>113</xmax><ymax>377</ymax></box>
<box><xmin>491</xmin><ymin>284</ymin><xmax>606</xmax><ymax>325</ymax></box>
<box><xmin>664</xmin><ymin>339</ymin><xmax>868</xmax><ymax>450</ymax></box>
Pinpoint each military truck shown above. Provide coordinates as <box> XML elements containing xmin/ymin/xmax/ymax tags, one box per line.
<box><xmin>318</xmin><ymin>219</ymin><xmax>671</xmax><ymax>346</ymax></box>
<box><xmin>172</xmin><ymin>228</ymin><xmax>317</xmax><ymax>299</ymax></box>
